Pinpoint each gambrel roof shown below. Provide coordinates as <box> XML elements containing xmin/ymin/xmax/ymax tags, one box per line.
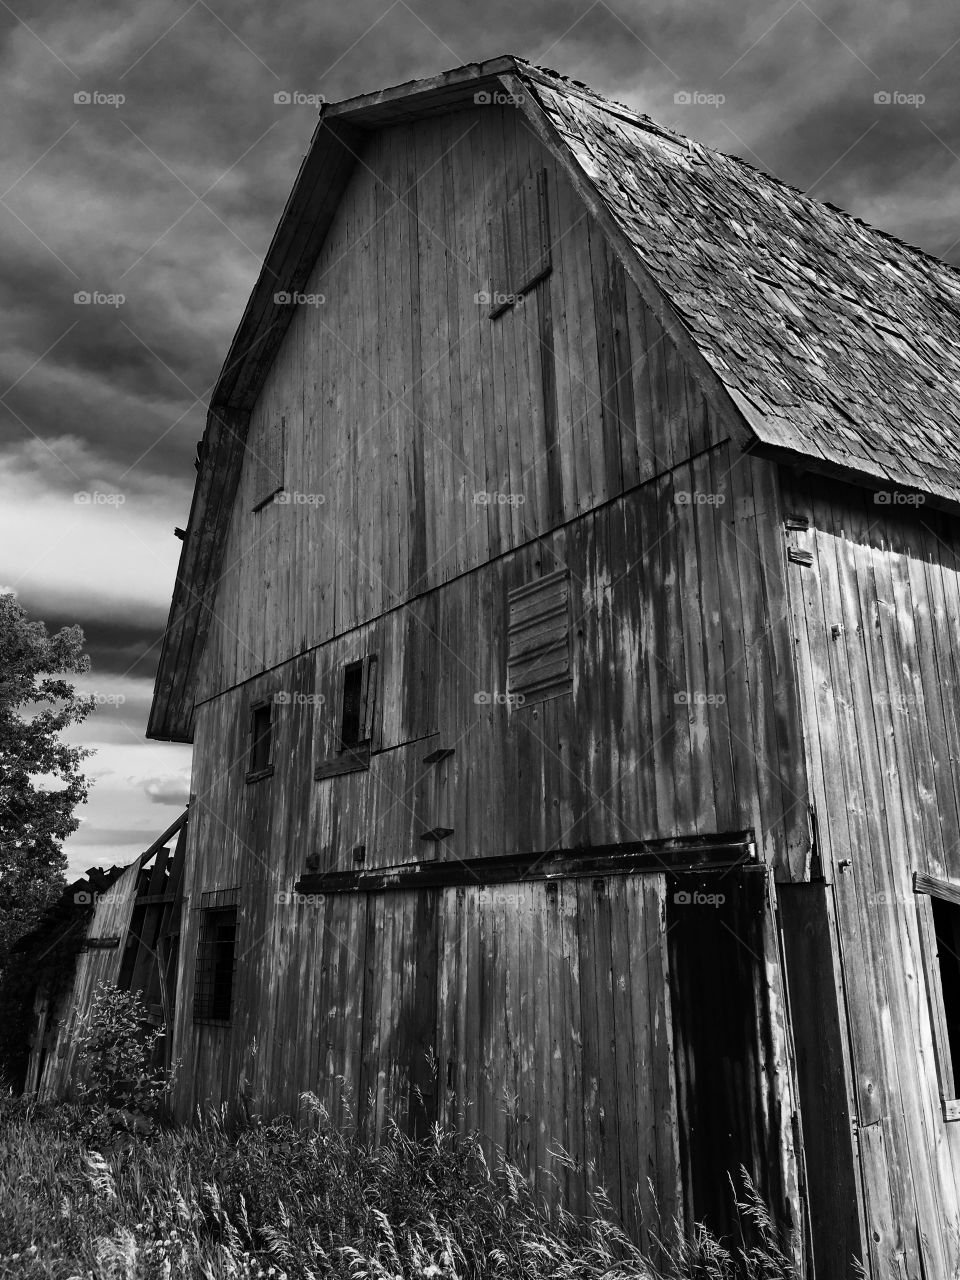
<box><xmin>149</xmin><ymin>55</ymin><xmax>960</xmax><ymax>741</ymax></box>
<box><xmin>524</xmin><ymin>66</ymin><xmax>960</xmax><ymax>503</ymax></box>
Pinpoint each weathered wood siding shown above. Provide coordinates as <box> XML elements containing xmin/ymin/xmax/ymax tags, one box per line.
<box><xmin>171</xmin><ymin>100</ymin><xmax>812</xmax><ymax>1251</ymax></box>
<box><xmin>183</xmin><ymin>446</ymin><xmax>807</xmax><ymax>896</ymax></box>
<box><xmin>193</xmin><ymin>105</ymin><xmax>732</xmax><ymax>704</ymax></box>
<box><xmin>172</xmin><ymin>445</ymin><xmax>807</xmax><ymax>1242</ymax></box>
<box><xmin>38</xmin><ymin>863</ymin><xmax>140</xmax><ymax>1098</ymax></box>
<box><xmin>173</xmin><ymin>857</ymin><xmax>798</xmax><ymax>1247</ymax></box>
<box><xmin>781</xmin><ymin>474</ymin><xmax>960</xmax><ymax>1275</ymax></box>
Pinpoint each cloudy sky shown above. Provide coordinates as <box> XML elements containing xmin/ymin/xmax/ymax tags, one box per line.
<box><xmin>1</xmin><ymin>0</ymin><xmax>957</xmax><ymax>877</ymax></box>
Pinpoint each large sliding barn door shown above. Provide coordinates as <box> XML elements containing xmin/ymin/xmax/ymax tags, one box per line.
<box><xmin>436</xmin><ymin>875</ymin><xmax>680</xmax><ymax>1242</ymax></box>
<box><xmin>304</xmin><ymin>858</ymin><xmax>801</xmax><ymax>1258</ymax></box>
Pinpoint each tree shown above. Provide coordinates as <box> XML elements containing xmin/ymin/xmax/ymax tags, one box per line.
<box><xmin>0</xmin><ymin>593</ymin><xmax>93</xmax><ymax>969</ymax></box>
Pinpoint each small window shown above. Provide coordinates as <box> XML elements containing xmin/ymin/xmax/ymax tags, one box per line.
<box><xmin>314</xmin><ymin>654</ymin><xmax>379</xmax><ymax>779</ymax></box>
<box><xmin>932</xmin><ymin>897</ymin><xmax>960</xmax><ymax>1069</ymax></box>
<box><xmin>247</xmin><ymin>699</ymin><xmax>273</xmax><ymax>780</ymax></box>
<box><xmin>340</xmin><ymin>654</ymin><xmax>378</xmax><ymax>751</ymax></box>
<box><xmin>194</xmin><ymin>895</ymin><xmax>238</xmax><ymax>1024</ymax></box>
<box><xmin>252</xmin><ymin>415</ymin><xmax>286</xmax><ymax>511</ymax></box>
<box><xmin>340</xmin><ymin>660</ymin><xmax>365</xmax><ymax>749</ymax></box>
<box><xmin>915</xmin><ymin>871</ymin><xmax>960</xmax><ymax>1118</ymax></box>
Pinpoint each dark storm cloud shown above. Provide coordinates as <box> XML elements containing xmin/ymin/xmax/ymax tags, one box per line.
<box><xmin>37</xmin><ymin>610</ymin><xmax>165</xmax><ymax>680</ymax></box>
<box><xmin>3</xmin><ymin>0</ymin><xmax>959</xmax><ymax>866</ymax></box>
<box><xmin>4</xmin><ymin>0</ymin><xmax>959</xmax><ymax>499</ymax></box>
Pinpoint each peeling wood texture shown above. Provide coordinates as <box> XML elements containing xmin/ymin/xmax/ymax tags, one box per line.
<box><xmin>781</xmin><ymin>474</ymin><xmax>960</xmax><ymax>1274</ymax></box>
<box><xmin>153</xmin><ymin>94</ymin><xmax>819</xmax><ymax>1262</ymax></box>
<box><xmin>136</xmin><ymin>57</ymin><xmax>960</xmax><ymax>1278</ymax></box>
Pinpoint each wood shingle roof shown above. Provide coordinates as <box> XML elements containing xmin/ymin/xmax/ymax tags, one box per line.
<box><xmin>515</xmin><ymin>61</ymin><xmax>960</xmax><ymax>502</ymax></box>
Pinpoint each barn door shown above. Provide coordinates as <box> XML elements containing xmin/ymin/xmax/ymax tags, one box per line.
<box><xmin>778</xmin><ymin>882</ymin><xmax>867</xmax><ymax>1278</ymax></box>
<box><xmin>666</xmin><ymin>867</ymin><xmax>802</xmax><ymax>1253</ymax></box>
<box><xmin>308</xmin><ymin>861</ymin><xmax>799</xmax><ymax>1257</ymax></box>
<box><xmin>435</xmin><ymin>873</ymin><xmax>681</xmax><ymax>1248</ymax></box>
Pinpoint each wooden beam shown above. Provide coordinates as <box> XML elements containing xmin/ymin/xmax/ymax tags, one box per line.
<box><xmin>138</xmin><ymin>808</ymin><xmax>190</xmax><ymax>868</ymax></box>
<box><xmin>914</xmin><ymin>870</ymin><xmax>960</xmax><ymax>907</ymax></box>
<box><xmin>322</xmin><ymin>57</ymin><xmax>519</xmax><ymax>125</ymax></box>
<box><xmin>295</xmin><ymin>831</ymin><xmax>756</xmax><ymax>895</ymax></box>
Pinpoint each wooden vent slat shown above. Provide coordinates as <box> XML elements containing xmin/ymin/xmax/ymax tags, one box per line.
<box><xmin>506</xmin><ymin>570</ymin><xmax>572</xmax><ymax>704</ymax></box>
<box><xmin>509</xmin><ymin>593</ymin><xmax>569</xmax><ymax>628</ymax></box>
<box><xmin>509</xmin><ymin>628</ymin><xmax>569</xmax><ymax>662</ymax></box>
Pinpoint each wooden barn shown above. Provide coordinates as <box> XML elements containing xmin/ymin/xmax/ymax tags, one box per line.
<box><xmin>145</xmin><ymin>56</ymin><xmax>960</xmax><ymax>1276</ymax></box>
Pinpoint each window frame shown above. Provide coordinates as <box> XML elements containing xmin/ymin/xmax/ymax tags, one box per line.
<box><xmin>914</xmin><ymin>870</ymin><xmax>960</xmax><ymax>1121</ymax></box>
<box><xmin>313</xmin><ymin>653</ymin><xmax>379</xmax><ymax>780</ymax></box>
<box><xmin>193</xmin><ymin>889</ymin><xmax>240</xmax><ymax>1026</ymax></box>
<box><xmin>246</xmin><ymin>697</ymin><xmax>275</xmax><ymax>783</ymax></box>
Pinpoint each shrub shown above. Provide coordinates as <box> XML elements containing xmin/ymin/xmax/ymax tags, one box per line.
<box><xmin>71</xmin><ymin>983</ymin><xmax>175</xmax><ymax>1129</ymax></box>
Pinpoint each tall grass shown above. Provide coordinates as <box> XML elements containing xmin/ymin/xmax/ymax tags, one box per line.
<box><xmin>0</xmin><ymin>1093</ymin><xmax>800</xmax><ymax>1280</ymax></box>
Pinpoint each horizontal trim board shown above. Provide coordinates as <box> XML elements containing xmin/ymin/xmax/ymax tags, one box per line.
<box><xmin>295</xmin><ymin>831</ymin><xmax>756</xmax><ymax>894</ymax></box>
<box><xmin>81</xmin><ymin>936</ymin><xmax>121</xmax><ymax>950</ymax></box>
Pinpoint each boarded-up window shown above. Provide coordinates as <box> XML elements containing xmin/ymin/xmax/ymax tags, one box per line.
<box><xmin>194</xmin><ymin>888</ymin><xmax>239</xmax><ymax>1024</ymax></box>
<box><xmin>252</xmin><ymin>415</ymin><xmax>285</xmax><ymax>511</ymax></box>
<box><xmin>506</xmin><ymin>569</ymin><xmax>572</xmax><ymax>705</ymax></box>
<box><xmin>487</xmin><ymin>169</ymin><xmax>551</xmax><ymax>318</ymax></box>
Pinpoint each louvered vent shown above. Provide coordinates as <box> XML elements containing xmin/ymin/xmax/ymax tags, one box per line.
<box><xmin>506</xmin><ymin>569</ymin><xmax>572</xmax><ymax>704</ymax></box>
